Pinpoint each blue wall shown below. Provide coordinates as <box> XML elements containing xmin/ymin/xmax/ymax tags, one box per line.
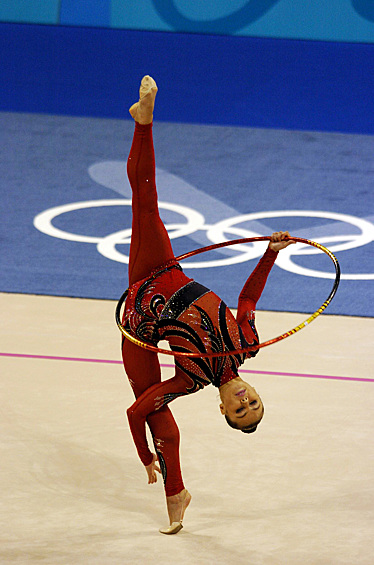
<box><xmin>1</xmin><ymin>1</ymin><xmax>373</xmax><ymax>133</ymax></box>
<box><xmin>0</xmin><ymin>0</ymin><xmax>373</xmax><ymax>42</ymax></box>
<box><xmin>1</xmin><ymin>22</ymin><xmax>373</xmax><ymax>135</ymax></box>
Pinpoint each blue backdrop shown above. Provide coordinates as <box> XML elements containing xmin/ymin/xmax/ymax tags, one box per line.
<box><xmin>1</xmin><ymin>0</ymin><xmax>374</xmax><ymax>42</ymax></box>
<box><xmin>1</xmin><ymin>23</ymin><xmax>374</xmax><ymax>135</ymax></box>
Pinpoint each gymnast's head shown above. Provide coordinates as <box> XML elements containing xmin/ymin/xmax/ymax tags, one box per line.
<box><xmin>219</xmin><ymin>377</ymin><xmax>264</xmax><ymax>433</ymax></box>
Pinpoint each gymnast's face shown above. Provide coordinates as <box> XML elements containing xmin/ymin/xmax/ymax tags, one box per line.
<box><xmin>219</xmin><ymin>378</ymin><xmax>264</xmax><ymax>431</ymax></box>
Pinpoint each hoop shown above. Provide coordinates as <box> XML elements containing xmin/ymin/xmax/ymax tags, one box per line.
<box><xmin>115</xmin><ymin>236</ymin><xmax>340</xmax><ymax>358</ymax></box>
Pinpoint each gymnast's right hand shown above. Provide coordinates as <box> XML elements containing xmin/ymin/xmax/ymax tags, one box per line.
<box><xmin>145</xmin><ymin>453</ymin><xmax>161</xmax><ymax>485</ymax></box>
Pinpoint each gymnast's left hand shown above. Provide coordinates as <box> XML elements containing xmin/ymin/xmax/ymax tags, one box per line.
<box><xmin>145</xmin><ymin>453</ymin><xmax>161</xmax><ymax>485</ymax></box>
<box><xmin>268</xmin><ymin>231</ymin><xmax>296</xmax><ymax>252</ymax></box>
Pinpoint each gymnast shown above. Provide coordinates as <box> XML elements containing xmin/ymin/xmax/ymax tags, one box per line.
<box><xmin>122</xmin><ymin>76</ymin><xmax>295</xmax><ymax>534</ymax></box>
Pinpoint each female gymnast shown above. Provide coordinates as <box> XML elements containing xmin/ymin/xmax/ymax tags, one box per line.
<box><xmin>122</xmin><ymin>76</ymin><xmax>295</xmax><ymax>534</ymax></box>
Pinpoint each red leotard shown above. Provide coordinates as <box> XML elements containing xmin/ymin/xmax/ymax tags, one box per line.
<box><xmin>122</xmin><ymin>122</ymin><xmax>277</xmax><ymax>495</ymax></box>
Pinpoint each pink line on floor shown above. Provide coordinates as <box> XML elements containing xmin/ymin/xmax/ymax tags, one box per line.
<box><xmin>159</xmin><ymin>362</ymin><xmax>373</xmax><ymax>383</ymax></box>
<box><xmin>1</xmin><ymin>351</ymin><xmax>372</xmax><ymax>383</ymax></box>
<box><xmin>0</xmin><ymin>352</ymin><xmax>121</xmax><ymax>364</ymax></box>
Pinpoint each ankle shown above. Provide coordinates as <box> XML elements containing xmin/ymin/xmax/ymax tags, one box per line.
<box><xmin>166</xmin><ymin>489</ymin><xmax>191</xmax><ymax>524</ymax></box>
<box><xmin>167</xmin><ymin>488</ymin><xmax>187</xmax><ymax>503</ymax></box>
<box><xmin>134</xmin><ymin>121</ymin><xmax>153</xmax><ymax>132</ymax></box>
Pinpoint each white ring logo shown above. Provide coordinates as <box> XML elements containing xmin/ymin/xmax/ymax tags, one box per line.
<box><xmin>33</xmin><ymin>200</ymin><xmax>374</xmax><ymax>280</ymax></box>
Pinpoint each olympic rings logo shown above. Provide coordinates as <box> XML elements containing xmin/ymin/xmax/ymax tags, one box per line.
<box><xmin>151</xmin><ymin>0</ymin><xmax>281</xmax><ymax>34</ymax></box>
<box><xmin>150</xmin><ymin>1</ymin><xmax>374</xmax><ymax>33</ymax></box>
<box><xmin>33</xmin><ymin>200</ymin><xmax>374</xmax><ymax>280</ymax></box>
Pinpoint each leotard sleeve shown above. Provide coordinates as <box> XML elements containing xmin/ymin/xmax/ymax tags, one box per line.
<box><xmin>127</xmin><ymin>372</ymin><xmax>191</xmax><ymax>466</ymax></box>
<box><xmin>236</xmin><ymin>247</ymin><xmax>278</xmax><ymax>347</ymax></box>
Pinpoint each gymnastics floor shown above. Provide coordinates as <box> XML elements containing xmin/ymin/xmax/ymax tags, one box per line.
<box><xmin>1</xmin><ymin>292</ymin><xmax>373</xmax><ymax>565</ymax></box>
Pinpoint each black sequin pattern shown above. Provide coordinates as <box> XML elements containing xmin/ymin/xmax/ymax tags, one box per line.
<box><xmin>123</xmin><ymin>264</ymin><xmax>258</xmax><ymax>391</ymax></box>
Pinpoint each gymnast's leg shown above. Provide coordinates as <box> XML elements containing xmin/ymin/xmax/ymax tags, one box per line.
<box><xmin>122</xmin><ymin>339</ymin><xmax>185</xmax><ymax>499</ymax></box>
<box><xmin>126</xmin><ymin>77</ymin><xmax>174</xmax><ymax>286</ymax></box>
<box><xmin>123</xmin><ymin>76</ymin><xmax>190</xmax><ymax>530</ymax></box>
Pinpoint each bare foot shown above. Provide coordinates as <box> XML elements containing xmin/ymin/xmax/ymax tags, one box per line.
<box><xmin>166</xmin><ymin>489</ymin><xmax>191</xmax><ymax>524</ymax></box>
<box><xmin>159</xmin><ymin>489</ymin><xmax>191</xmax><ymax>535</ymax></box>
<box><xmin>129</xmin><ymin>75</ymin><xmax>158</xmax><ymax>124</ymax></box>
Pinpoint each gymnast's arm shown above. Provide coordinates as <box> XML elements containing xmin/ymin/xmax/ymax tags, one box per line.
<box><xmin>237</xmin><ymin>231</ymin><xmax>295</xmax><ymax>347</ymax></box>
<box><xmin>127</xmin><ymin>371</ymin><xmax>191</xmax><ymax>468</ymax></box>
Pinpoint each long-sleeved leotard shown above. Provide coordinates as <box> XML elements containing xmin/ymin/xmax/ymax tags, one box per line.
<box><xmin>125</xmin><ymin>246</ymin><xmax>277</xmax><ymax>469</ymax></box>
<box><xmin>123</xmin><ymin>120</ymin><xmax>277</xmax><ymax>496</ymax></box>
